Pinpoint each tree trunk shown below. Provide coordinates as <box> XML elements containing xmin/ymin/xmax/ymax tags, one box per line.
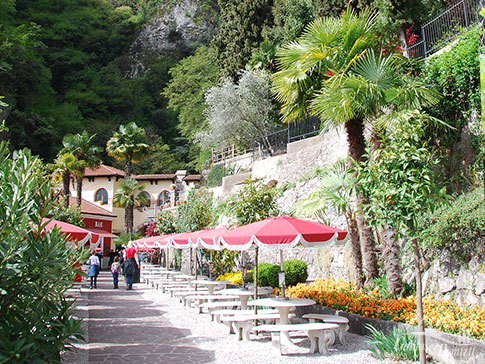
<box><xmin>125</xmin><ymin>152</ymin><xmax>133</xmax><ymax>178</ymax></box>
<box><xmin>412</xmin><ymin>238</ymin><xmax>427</xmax><ymax>364</ymax></box>
<box><xmin>76</xmin><ymin>176</ymin><xmax>83</xmax><ymax>207</ymax></box>
<box><xmin>346</xmin><ymin>212</ymin><xmax>365</xmax><ymax>290</ymax></box>
<box><xmin>345</xmin><ymin>118</ymin><xmax>379</xmax><ymax>285</ymax></box>
<box><xmin>62</xmin><ymin>170</ymin><xmax>70</xmax><ymax>208</ymax></box>
<box><xmin>125</xmin><ymin>205</ymin><xmax>134</xmax><ymax>236</ymax></box>
<box><xmin>378</xmin><ymin>225</ymin><xmax>403</xmax><ymax>296</ymax></box>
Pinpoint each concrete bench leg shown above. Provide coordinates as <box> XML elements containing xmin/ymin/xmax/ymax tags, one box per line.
<box><xmin>223</xmin><ymin>321</ymin><xmax>235</xmax><ymax>334</ymax></box>
<box><xmin>270</xmin><ymin>332</ymin><xmax>282</xmax><ymax>354</ymax></box>
<box><xmin>232</xmin><ymin>321</ymin><xmax>253</xmax><ymax>340</ymax></box>
<box><xmin>338</xmin><ymin>324</ymin><xmax>349</xmax><ymax>345</ymax></box>
<box><xmin>307</xmin><ymin>329</ymin><xmax>329</xmax><ymax>354</ymax></box>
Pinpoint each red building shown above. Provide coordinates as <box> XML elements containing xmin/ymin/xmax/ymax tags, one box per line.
<box><xmin>69</xmin><ymin>197</ymin><xmax>117</xmax><ymax>265</ymax></box>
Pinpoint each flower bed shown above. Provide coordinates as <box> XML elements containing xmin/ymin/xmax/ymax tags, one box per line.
<box><xmin>216</xmin><ymin>270</ymin><xmax>253</xmax><ymax>285</ymax></box>
<box><xmin>276</xmin><ymin>278</ymin><xmax>485</xmax><ymax>340</ymax></box>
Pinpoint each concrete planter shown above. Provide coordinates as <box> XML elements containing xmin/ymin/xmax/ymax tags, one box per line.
<box><xmin>296</xmin><ymin>304</ymin><xmax>485</xmax><ymax>364</ymax></box>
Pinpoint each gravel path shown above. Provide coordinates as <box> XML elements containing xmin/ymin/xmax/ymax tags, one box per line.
<box><xmin>63</xmin><ymin>271</ymin><xmax>416</xmax><ymax>364</ymax></box>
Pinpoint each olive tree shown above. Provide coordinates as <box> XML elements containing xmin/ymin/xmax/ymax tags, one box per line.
<box><xmin>196</xmin><ymin>69</ymin><xmax>277</xmax><ymax>151</ymax></box>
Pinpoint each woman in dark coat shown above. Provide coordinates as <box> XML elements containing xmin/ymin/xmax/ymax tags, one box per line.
<box><xmin>122</xmin><ymin>242</ymin><xmax>139</xmax><ymax>290</ymax></box>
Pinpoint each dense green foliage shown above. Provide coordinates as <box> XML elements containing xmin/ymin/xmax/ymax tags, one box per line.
<box><xmin>365</xmin><ymin>324</ymin><xmax>419</xmax><ymax>361</ymax></box>
<box><xmin>175</xmin><ymin>188</ymin><xmax>213</xmax><ymax>232</ymax></box>
<box><xmin>255</xmin><ymin>260</ymin><xmax>308</xmax><ymax>287</ymax></box>
<box><xmin>283</xmin><ymin>259</ymin><xmax>308</xmax><ymax>286</ymax></box>
<box><xmin>51</xmin><ymin>204</ymin><xmax>85</xmax><ymax>227</ymax></box>
<box><xmin>211</xmin><ymin>250</ymin><xmax>239</xmax><ymax>276</ymax></box>
<box><xmin>0</xmin><ymin>143</ymin><xmax>84</xmax><ymax>362</ymax></box>
<box><xmin>231</xmin><ymin>179</ymin><xmax>279</xmax><ymax>226</ymax></box>
<box><xmin>163</xmin><ymin>45</ymin><xmax>220</xmax><ymax>141</ymax></box>
<box><xmin>155</xmin><ymin>210</ymin><xmax>177</xmax><ymax>235</ymax></box>
<box><xmin>1</xmin><ymin>0</ymin><xmax>194</xmax><ymax>170</ymax></box>
<box><xmin>206</xmin><ymin>164</ymin><xmax>226</xmax><ymax>187</ymax></box>
<box><xmin>357</xmin><ymin>118</ymin><xmax>448</xmax><ymax>238</ymax></box>
<box><xmin>419</xmin><ymin>187</ymin><xmax>485</xmax><ymax>263</ymax></box>
<box><xmin>255</xmin><ymin>262</ymin><xmax>280</xmax><ymax>287</ymax></box>
<box><xmin>212</xmin><ymin>0</ymin><xmax>274</xmax><ymax>80</ymax></box>
<box><xmin>423</xmin><ymin>26</ymin><xmax>483</xmax><ymax>189</ymax></box>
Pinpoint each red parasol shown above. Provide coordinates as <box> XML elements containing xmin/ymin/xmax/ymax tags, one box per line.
<box><xmin>194</xmin><ymin>227</ymin><xmax>227</xmax><ymax>250</ymax></box>
<box><xmin>42</xmin><ymin>218</ymin><xmax>101</xmax><ymax>247</ymax></box>
<box><xmin>219</xmin><ymin>216</ymin><xmax>348</xmax><ymax>251</ymax></box>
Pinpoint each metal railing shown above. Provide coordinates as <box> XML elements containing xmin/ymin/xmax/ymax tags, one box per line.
<box><xmin>406</xmin><ymin>0</ymin><xmax>481</xmax><ymax>58</ymax></box>
<box><xmin>252</xmin><ymin>116</ymin><xmax>322</xmax><ymax>159</ymax></box>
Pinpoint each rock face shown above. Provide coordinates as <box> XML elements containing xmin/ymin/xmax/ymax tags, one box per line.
<box><xmin>425</xmin><ymin>242</ymin><xmax>485</xmax><ymax>308</ymax></box>
<box><xmin>126</xmin><ymin>0</ymin><xmax>216</xmax><ymax>78</ymax></box>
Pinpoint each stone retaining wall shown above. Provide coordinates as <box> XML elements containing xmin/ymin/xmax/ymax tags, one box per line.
<box><xmin>296</xmin><ymin>305</ymin><xmax>485</xmax><ymax>364</ymax></box>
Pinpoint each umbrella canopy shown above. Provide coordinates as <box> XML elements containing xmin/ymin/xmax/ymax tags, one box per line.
<box><xmin>170</xmin><ymin>231</ymin><xmax>195</xmax><ymax>249</ymax></box>
<box><xmin>42</xmin><ymin>218</ymin><xmax>101</xmax><ymax>247</ymax></box>
<box><xmin>195</xmin><ymin>227</ymin><xmax>227</xmax><ymax>250</ymax></box>
<box><xmin>219</xmin><ymin>216</ymin><xmax>348</xmax><ymax>251</ymax></box>
<box><xmin>156</xmin><ymin>233</ymin><xmax>178</xmax><ymax>248</ymax></box>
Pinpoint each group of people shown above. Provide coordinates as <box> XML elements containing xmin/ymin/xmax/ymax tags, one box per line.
<box><xmin>85</xmin><ymin>242</ymin><xmax>140</xmax><ymax>290</ymax></box>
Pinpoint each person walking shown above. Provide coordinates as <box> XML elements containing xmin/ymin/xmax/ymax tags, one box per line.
<box><xmin>86</xmin><ymin>251</ymin><xmax>100</xmax><ymax>289</ymax></box>
<box><xmin>111</xmin><ymin>256</ymin><xmax>121</xmax><ymax>289</ymax></box>
<box><xmin>122</xmin><ymin>242</ymin><xmax>139</xmax><ymax>290</ymax></box>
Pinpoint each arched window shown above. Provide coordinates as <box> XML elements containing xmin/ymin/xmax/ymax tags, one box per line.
<box><xmin>94</xmin><ymin>188</ymin><xmax>108</xmax><ymax>204</ymax></box>
<box><xmin>137</xmin><ymin>191</ymin><xmax>151</xmax><ymax>208</ymax></box>
<box><xmin>157</xmin><ymin>190</ymin><xmax>171</xmax><ymax>206</ymax></box>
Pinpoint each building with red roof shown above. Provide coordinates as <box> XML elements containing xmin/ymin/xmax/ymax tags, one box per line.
<box><xmin>72</xmin><ymin>164</ymin><xmax>203</xmax><ymax>237</ymax></box>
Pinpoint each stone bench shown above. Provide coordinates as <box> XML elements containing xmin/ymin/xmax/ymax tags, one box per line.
<box><xmin>302</xmin><ymin>313</ymin><xmax>349</xmax><ymax>345</ymax></box>
<box><xmin>221</xmin><ymin>312</ymin><xmax>294</xmax><ymax>341</ymax></box>
<box><xmin>253</xmin><ymin>323</ymin><xmax>339</xmax><ymax>355</ymax></box>
<box><xmin>210</xmin><ymin>308</ymin><xmax>277</xmax><ymax>323</ymax></box>
<box><xmin>197</xmin><ymin>299</ymin><xmax>240</xmax><ymax>313</ymax></box>
<box><xmin>174</xmin><ymin>290</ymin><xmax>209</xmax><ymax>305</ymax></box>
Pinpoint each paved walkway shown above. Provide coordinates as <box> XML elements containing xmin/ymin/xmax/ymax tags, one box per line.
<box><xmin>74</xmin><ymin>271</ymin><xmax>215</xmax><ymax>364</ymax></box>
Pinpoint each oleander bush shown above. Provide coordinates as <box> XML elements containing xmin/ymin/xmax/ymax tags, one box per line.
<box><xmin>0</xmin><ymin>144</ymin><xmax>84</xmax><ymax>362</ymax></box>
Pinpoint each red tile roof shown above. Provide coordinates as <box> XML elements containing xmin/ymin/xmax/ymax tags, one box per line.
<box><xmin>84</xmin><ymin>164</ymin><xmax>124</xmax><ymax>178</ymax></box>
<box><xmin>184</xmin><ymin>175</ymin><xmax>202</xmax><ymax>182</ymax></box>
<box><xmin>68</xmin><ymin>197</ymin><xmax>116</xmax><ymax>218</ymax></box>
<box><xmin>134</xmin><ymin>174</ymin><xmax>176</xmax><ymax>181</ymax></box>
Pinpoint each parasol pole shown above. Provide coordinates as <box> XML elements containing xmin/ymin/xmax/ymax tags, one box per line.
<box><xmin>279</xmin><ymin>249</ymin><xmax>287</xmax><ymax>299</ymax></box>
<box><xmin>195</xmin><ymin>248</ymin><xmax>198</xmax><ymax>280</ymax></box>
<box><xmin>253</xmin><ymin>246</ymin><xmax>258</xmax><ymax>314</ymax></box>
<box><xmin>209</xmin><ymin>249</ymin><xmax>213</xmax><ymax>280</ymax></box>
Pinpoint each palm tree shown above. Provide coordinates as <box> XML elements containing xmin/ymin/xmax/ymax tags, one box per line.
<box><xmin>50</xmin><ymin>152</ymin><xmax>78</xmax><ymax>208</ymax></box>
<box><xmin>291</xmin><ymin>160</ymin><xmax>365</xmax><ymax>290</ymax></box>
<box><xmin>62</xmin><ymin>131</ymin><xmax>102</xmax><ymax>207</ymax></box>
<box><xmin>113</xmin><ymin>177</ymin><xmax>149</xmax><ymax>236</ymax></box>
<box><xmin>273</xmin><ymin>9</ymin><xmax>439</xmax><ymax>285</ymax></box>
<box><xmin>106</xmin><ymin>122</ymin><xmax>150</xmax><ymax>177</ymax></box>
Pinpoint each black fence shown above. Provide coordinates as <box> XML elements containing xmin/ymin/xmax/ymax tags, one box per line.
<box><xmin>252</xmin><ymin>116</ymin><xmax>322</xmax><ymax>159</ymax></box>
<box><xmin>406</xmin><ymin>0</ymin><xmax>481</xmax><ymax>58</ymax></box>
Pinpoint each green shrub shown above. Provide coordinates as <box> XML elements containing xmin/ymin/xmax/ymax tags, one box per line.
<box><xmin>0</xmin><ymin>145</ymin><xmax>84</xmax><ymax>362</ymax></box>
<box><xmin>211</xmin><ymin>250</ymin><xmax>238</xmax><ymax>276</ymax></box>
<box><xmin>255</xmin><ymin>262</ymin><xmax>280</xmax><ymax>287</ymax></box>
<box><xmin>365</xmin><ymin>324</ymin><xmax>418</xmax><ymax>361</ymax></box>
<box><xmin>419</xmin><ymin>187</ymin><xmax>485</xmax><ymax>262</ymax></box>
<box><xmin>207</xmin><ymin>164</ymin><xmax>225</xmax><ymax>187</ymax></box>
<box><xmin>283</xmin><ymin>259</ymin><xmax>308</xmax><ymax>286</ymax></box>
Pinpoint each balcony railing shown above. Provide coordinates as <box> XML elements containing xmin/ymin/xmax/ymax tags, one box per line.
<box><xmin>406</xmin><ymin>0</ymin><xmax>481</xmax><ymax>58</ymax></box>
